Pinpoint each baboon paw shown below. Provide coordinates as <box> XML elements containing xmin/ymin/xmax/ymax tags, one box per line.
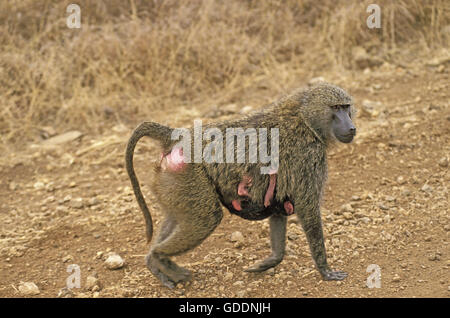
<box><xmin>321</xmin><ymin>270</ymin><xmax>348</xmax><ymax>281</ymax></box>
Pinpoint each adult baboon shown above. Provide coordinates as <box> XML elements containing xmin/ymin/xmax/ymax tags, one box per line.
<box><xmin>126</xmin><ymin>82</ymin><xmax>356</xmax><ymax>288</ymax></box>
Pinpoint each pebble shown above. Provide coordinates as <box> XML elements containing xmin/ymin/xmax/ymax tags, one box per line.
<box><xmin>385</xmin><ymin>196</ymin><xmax>396</xmax><ymax>202</ymax></box>
<box><xmin>428</xmin><ymin>253</ymin><xmax>441</xmax><ymax>261</ymax></box>
<box><xmin>85</xmin><ymin>276</ymin><xmax>100</xmax><ymax>290</ymax></box>
<box><xmin>421</xmin><ymin>184</ymin><xmax>433</xmax><ymax>193</ymax></box>
<box><xmin>9</xmin><ymin>182</ymin><xmax>18</xmax><ymax>191</ymax></box>
<box><xmin>340</xmin><ymin>203</ymin><xmax>354</xmax><ymax>213</ymax></box>
<box><xmin>224</xmin><ymin>272</ymin><xmax>234</xmax><ymax>281</ymax></box>
<box><xmin>18</xmin><ymin>282</ymin><xmax>40</xmax><ymax>296</ymax></box>
<box><xmin>70</xmin><ymin>198</ymin><xmax>84</xmax><ymax>209</ymax></box>
<box><xmin>396</xmin><ymin>176</ymin><xmax>406</xmax><ymax>185</ymax></box>
<box><xmin>392</xmin><ymin>274</ymin><xmax>401</xmax><ymax>283</ymax></box>
<box><xmin>57</xmin><ymin>287</ymin><xmax>74</xmax><ymax>298</ymax></box>
<box><xmin>33</xmin><ymin>182</ymin><xmax>45</xmax><ymax>190</ymax></box>
<box><xmin>240</xmin><ymin>106</ymin><xmax>253</xmax><ymax>115</ymax></box>
<box><xmin>105</xmin><ymin>254</ymin><xmax>124</xmax><ymax>270</ymax></box>
<box><xmin>288</xmin><ymin>233</ymin><xmax>299</xmax><ymax>241</ymax></box>
<box><xmin>230</xmin><ymin>231</ymin><xmax>244</xmax><ymax>243</ymax></box>
<box><xmin>438</xmin><ymin>157</ymin><xmax>448</xmax><ymax>168</ymax></box>
<box><xmin>87</xmin><ymin>197</ymin><xmax>100</xmax><ymax>207</ymax></box>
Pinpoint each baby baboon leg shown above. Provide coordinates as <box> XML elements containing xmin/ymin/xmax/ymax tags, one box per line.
<box><xmin>298</xmin><ymin>209</ymin><xmax>348</xmax><ymax>281</ymax></box>
<box><xmin>245</xmin><ymin>213</ymin><xmax>286</xmax><ymax>272</ymax></box>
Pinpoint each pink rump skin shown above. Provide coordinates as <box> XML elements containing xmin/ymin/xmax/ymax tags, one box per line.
<box><xmin>160</xmin><ymin>147</ymin><xmax>186</xmax><ymax>172</ymax></box>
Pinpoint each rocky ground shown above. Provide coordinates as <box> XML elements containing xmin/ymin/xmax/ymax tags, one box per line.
<box><xmin>0</xmin><ymin>61</ymin><xmax>448</xmax><ymax>298</ymax></box>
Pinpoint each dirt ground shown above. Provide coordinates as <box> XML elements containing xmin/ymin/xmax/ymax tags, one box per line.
<box><xmin>0</xmin><ymin>62</ymin><xmax>448</xmax><ymax>298</ymax></box>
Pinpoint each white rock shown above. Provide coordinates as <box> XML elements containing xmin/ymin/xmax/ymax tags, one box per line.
<box><xmin>230</xmin><ymin>231</ymin><xmax>244</xmax><ymax>243</ymax></box>
<box><xmin>85</xmin><ymin>276</ymin><xmax>99</xmax><ymax>290</ymax></box>
<box><xmin>33</xmin><ymin>182</ymin><xmax>45</xmax><ymax>190</ymax></box>
<box><xmin>18</xmin><ymin>282</ymin><xmax>40</xmax><ymax>296</ymax></box>
<box><xmin>105</xmin><ymin>254</ymin><xmax>124</xmax><ymax>270</ymax></box>
<box><xmin>224</xmin><ymin>272</ymin><xmax>234</xmax><ymax>281</ymax></box>
<box><xmin>421</xmin><ymin>184</ymin><xmax>433</xmax><ymax>193</ymax></box>
<box><xmin>70</xmin><ymin>198</ymin><xmax>84</xmax><ymax>209</ymax></box>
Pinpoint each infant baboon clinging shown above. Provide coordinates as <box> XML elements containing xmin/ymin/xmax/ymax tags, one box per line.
<box><xmin>125</xmin><ymin>82</ymin><xmax>356</xmax><ymax>288</ymax></box>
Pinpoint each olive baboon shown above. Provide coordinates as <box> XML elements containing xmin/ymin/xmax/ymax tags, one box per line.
<box><xmin>125</xmin><ymin>82</ymin><xmax>356</xmax><ymax>288</ymax></box>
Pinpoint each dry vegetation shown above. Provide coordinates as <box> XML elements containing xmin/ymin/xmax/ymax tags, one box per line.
<box><xmin>0</xmin><ymin>0</ymin><xmax>448</xmax><ymax>148</ymax></box>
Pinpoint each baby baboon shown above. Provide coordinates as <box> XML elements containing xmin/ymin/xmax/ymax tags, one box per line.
<box><xmin>126</xmin><ymin>82</ymin><xmax>356</xmax><ymax>288</ymax></box>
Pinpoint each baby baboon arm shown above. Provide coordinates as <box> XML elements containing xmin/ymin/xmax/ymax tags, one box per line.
<box><xmin>264</xmin><ymin>174</ymin><xmax>277</xmax><ymax>207</ymax></box>
<box><xmin>245</xmin><ymin>213</ymin><xmax>286</xmax><ymax>272</ymax></box>
<box><xmin>237</xmin><ymin>175</ymin><xmax>252</xmax><ymax>197</ymax></box>
<box><xmin>231</xmin><ymin>199</ymin><xmax>242</xmax><ymax>211</ymax></box>
<box><xmin>298</xmin><ymin>207</ymin><xmax>347</xmax><ymax>281</ymax></box>
<box><xmin>283</xmin><ymin>201</ymin><xmax>294</xmax><ymax>215</ymax></box>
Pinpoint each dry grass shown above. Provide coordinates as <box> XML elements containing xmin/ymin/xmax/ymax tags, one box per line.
<box><xmin>0</xmin><ymin>0</ymin><xmax>448</xmax><ymax>148</ymax></box>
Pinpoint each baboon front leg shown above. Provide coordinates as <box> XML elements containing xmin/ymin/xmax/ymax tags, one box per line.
<box><xmin>298</xmin><ymin>209</ymin><xmax>347</xmax><ymax>281</ymax></box>
<box><xmin>245</xmin><ymin>213</ymin><xmax>287</xmax><ymax>272</ymax></box>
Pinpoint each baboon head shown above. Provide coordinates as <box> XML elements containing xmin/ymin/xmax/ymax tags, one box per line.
<box><xmin>298</xmin><ymin>82</ymin><xmax>357</xmax><ymax>144</ymax></box>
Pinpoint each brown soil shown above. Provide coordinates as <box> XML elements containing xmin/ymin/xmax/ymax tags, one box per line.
<box><xmin>0</xmin><ymin>65</ymin><xmax>448</xmax><ymax>298</ymax></box>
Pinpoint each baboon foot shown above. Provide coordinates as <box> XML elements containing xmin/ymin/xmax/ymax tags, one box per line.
<box><xmin>320</xmin><ymin>269</ymin><xmax>348</xmax><ymax>281</ymax></box>
<box><xmin>146</xmin><ymin>255</ymin><xmax>192</xmax><ymax>288</ymax></box>
<box><xmin>244</xmin><ymin>255</ymin><xmax>282</xmax><ymax>273</ymax></box>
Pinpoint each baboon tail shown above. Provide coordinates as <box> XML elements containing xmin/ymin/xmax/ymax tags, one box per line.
<box><xmin>125</xmin><ymin>122</ymin><xmax>173</xmax><ymax>243</ymax></box>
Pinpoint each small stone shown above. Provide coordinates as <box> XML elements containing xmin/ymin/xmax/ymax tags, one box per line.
<box><xmin>340</xmin><ymin>203</ymin><xmax>354</xmax><ymax>213</ymax></box>
<box><xmin>57</xmin><ymin>287</ymin><xmax>74</xmax><ymax>298</ymax></box>
<box><xmin>361</xmin><ymin>217</ymin><xmax>371</xmax><ymax>224</ymax></box>
<box><xmin>70</xmin><ymin>198</ymin><xmax>84</xmax><ymax>209</ymax></box>
<box><xmin>385</xmin><ymin>196</ymin><xmax>396</xmax><ymax>202</ymax></box>
<box><xmin>9</xmin><ymin>182</ymin><xmax>18</xmax><ymax>191</ymax></box>
<box><xmin>224</xmin><ymin>272</ymin><xmax>233</xmax><ymax>281</ymax></box>
<box><xmin>421</xmin><ymin>184</ymin><xmax>433</xmax><ymax>193</ymax></box>
<box><xmin>343</xmin><ymin>212</ymin><xmax>353</xmax><ymax>220</ymax></box>
<box><xmin>85</xmin><ymin>276</ymin><xmax>100</xmax><ymax>290</ymax></box>
<box><xmin>392</xmin><ymin>274</ymin><xmax>401</xmax><ymax>283</ymax></box>
<box><xmin>396</xmin><ymin>176</ymin><xmax>406</xmax><ymax>185</ymax></box>
<box><xmin>351</xmin><ymin>195</ymin><xmax>361</xmax><ymax>201</ymax></box>
<box><xmin>18</xmin><ymin>282</ymin><xmax>40</xmax><ymax>296</ymax></box>
<box><xmin>56</xmin><ymin>205</ymin><xmax>69</xmax><ymax>216</ymax></box>
<box><xmin>230</xmin><ymin>231</ymin><xmax>244</xmax><ymax>243</ymax></box>
<box><xmin>438</xmin><ymin>157</ymin><xmax>448</xmax><ymax>168</ymax></box>
<box><xmin>62</xmin><ymin>255</ymin><xmax>72</xmax><ymax>263</ymax></box>
<box><xmin>263</xmin><ymin>268</ymin><xmax>274</xmax><ymax>276</ymax></box>
<box><xmin>87</xmin><ymin>197</ymin><xmax>100</xmax><ymax>207</ymax></box>
<box><xmin>236</xmin><ymin>290</ymin><xmax>246</xmax><ymax>297</ymax></box>
<box><xmin>33</xmin><ymin>182</ymin><xmax>45</xmax><ymax>190</ymax></box>
<box><xmin>402</xmin><ymin>189</ymin><xmax>411</xmax><ymax>197</ymax></box>
<box><xmin>378</xmin><ymin>203</ymin><xmax>389</xmax><ymax>210</ymax></box>
<box><xmin>288</xmin><ymin>233</ymin><xmax>299</xmax><ymax>241</ymax></box>
<box><xmin>428</xmin><ymin>253</ymin><xmax>441</xmax><ymax>261</ymax></box>
<box><xmin>233</xmin><ymin>280</ymin><xmax>244</xmax><ymax>287</ymax></box>
<box><xmin>308</xmin><ymin>77</ymin><xmax>325</xmax><ymax>85</ymax></box>
<box><xmin>105</xmin><ymin>254</ymin><xmax>124</xmax><ymax>270</ymax></box>
<box><xmin>240</xmin><ymin>106</ymin><xmax>253</xmax><ymax>115</ymax></box>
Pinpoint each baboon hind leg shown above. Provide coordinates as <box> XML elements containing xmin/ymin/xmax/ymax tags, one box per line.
<box><xmin>147</xmin><ymin>182</ymin><xmax>223</xmax><ymax>288</ymax></box>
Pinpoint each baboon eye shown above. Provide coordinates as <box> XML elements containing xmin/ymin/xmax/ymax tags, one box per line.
<box><xmin>330</xmin><ymin>105</ymin><xmax>340</xmax><ymax>111</ymax></box>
